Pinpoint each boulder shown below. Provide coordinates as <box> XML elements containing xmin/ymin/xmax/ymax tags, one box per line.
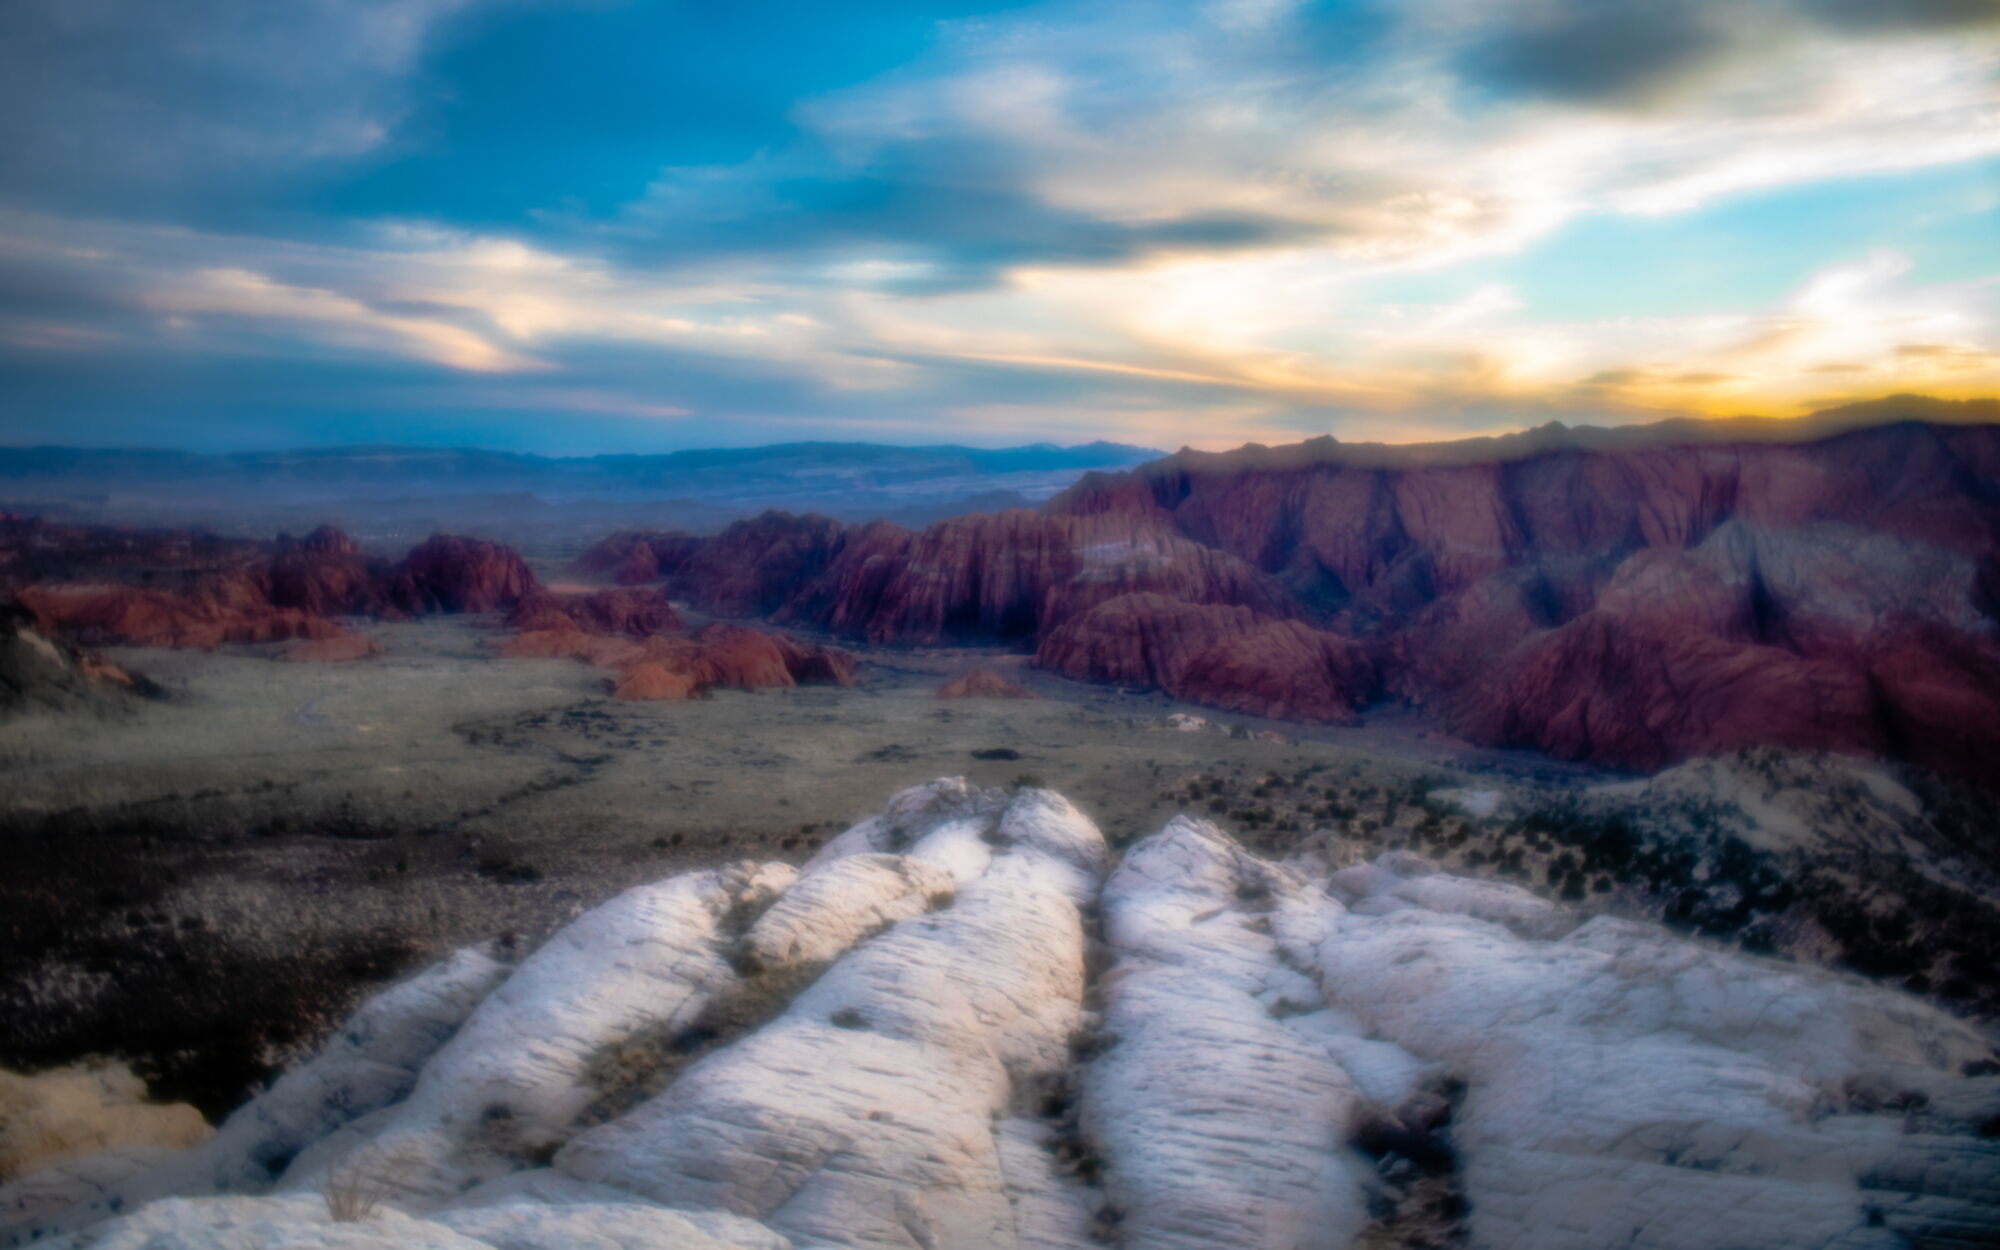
<box><xmin>0</xmin><ymin>1064</ymin><xmax>209</xmax><ymax>1185</ymax></box>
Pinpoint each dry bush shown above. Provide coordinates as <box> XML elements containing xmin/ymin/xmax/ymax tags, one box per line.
<box><xmin>321</xmin><ymin>1146</ymin><xmax>409</xmax><ymax>1223</ymax></box>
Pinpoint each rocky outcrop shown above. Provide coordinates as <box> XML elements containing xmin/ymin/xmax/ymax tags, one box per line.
<box><xmin>936</xmin><ymin>670</ymin><xmax>1039</xmax><ymax>700</ymax></box>
<box><xmin>4</xmin><ymin>523</ymin><xmax>546</xmax><ymax>654</ymax></box>
<box><xmin>12</xmin><ymin>780</ymin><xmax>1996</xmax><ymax>1250</ymax></box>
<box><xmin>611</xmin><ymin>625</ymin><xmax>857</xmax><ymax>696</ymax></box>
<box><xmin>1044</xmin><ymin>416</ymin><xmax>2000</xmax><ymax>778</ymax></box>
<box><xmin>17</xmin><ymin>582</ymin><xmax>343</xmax><ymax>650</ymax></box>
<box><xmin>1087</xmin><ymin>817</ymin><xmax>1374</xmax><ymax>1248</ymax></box>
<box><xmin>573</xmin><ymin>531</ymin><xmax>704</xmax><ymax>587</ymax></box>
<box><xmin>620</xmin><ymin>412</ymin><xmax>2000</xmax><ymax>780</ymax></box>
<box><xmin>1037</xmin><ymin>594</ymin><xmax>1375</xmax><ymax>724</ymax></box>
<box><xmin>499</xmin><ymin>617</ymin><xmax>856</xmax><ymax>701</ymax></box>
<box><xmin>382</xmin><ymin>537</ymin><xmax>538</xmax><ymax>616</ymax></box>
<box><xmin>0</xmin><ymin>602</ymin><xmax>155</xmax><ymax>714</ymax></box>
<box><xmin>621</xmin><ymin>509</ymin><xmax>1289</xmax><ymax>647</ymax></box>
<box><xmin>616</xmin><ymin>410</ymin><xmax>2000</xmax><ymax>779</ymax></box>
<box><xmin>779</xmin><ymin>510</ymin><xmax>1291</xmax><ymax>645</ymax></box>
<box><xmin>669</xmin><ymin>513</ymin><xmax>847</xmax><ymax>618</ymax></box>
<box><xmin>265</xmin><ymin>528</ymin><xmax>389</xmax><ymax>618</ymax></box>
<box><xmin>0</xmin><ymin>1063</ymin><xmax>209</xmax><ymax>1185</ymax></box>
<box><xmin>503</xmin><ymin>588</ymin><xmax>682</xmax><ymax>638</ymax></box>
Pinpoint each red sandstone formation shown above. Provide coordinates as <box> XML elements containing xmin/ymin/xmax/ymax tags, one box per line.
<box><xmin>621</xmin><ymin>624</ymin><xmax>857</xmax><ymax>692</ymax></box>
<box><xmin>279</xmin><ymin>634</ymin><xmax>385</xmax><ymax>663</ymax></box>
<box><xmin>266</xmin><ymin>527</ymin><xmax>391</xmax><ymax>618</ymax></box>
<box><xmin>18</xmin><ymin>581</ymin><xmax>343</xmax><ymax>650</ymax></box>
<box><xmin>1036</xmin><ymin>594</ymin><xmax>1374</xmax><ymax>725</ymax></box>
<box><xmin>496</xmin><ymin>605</ymin><xmax>856</xmax><ymax>701</ymax></box>
<box><xmin>611</xmin><ymin>662</ymin><xmax>699</xmax><ymax>701</ymax></box>
<box><xmin>384</xmin><ymin>535</ymin><xmax>538</xmax><ymax>614</ymax></box>
<box><xmin>498</xmin><ymin>628</ymin><xmax>645</xmax><ymax>668</ymax></box>
<box><xmin>584</xmin><ymin>508</ymin><xmax>1288</xmax><ymax>647</ymax></box>
<box><xmin>3</xmin><ymin>523</ymin><xmax>544</xmax><ymax>653</ymax></box>
<box><xmin>936</xmin><ymin>670</ymin><xmax>1040</xmax><ymax>700</ymax></box>
<box><xmin>505</xmin><ymin>587</ymin><xmax>682</xmax><ymax>638</ymax></box>
<box><xmin>1043</xmin><ymin>413</ymin><xmax>2000</xmax><ymax>776</ymax></box>
<box><xmin>671</xmin><ymin>513</ymin><xmax>847</xmax><ymax>617</ymax></box>
<box><xmin>645</xmin><ymin>402</ymin><xmax>2000</xmax><ymax>781</ymax></box>
<box><xmin>574</xmin><ymin>530</ymin><xmax>704</xmax><ymax>586</ymax></box>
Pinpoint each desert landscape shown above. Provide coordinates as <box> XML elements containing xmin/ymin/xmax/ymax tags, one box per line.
<box><xmin>5</xmin><ymin>404</ymin><xmax>2000</xmax><ymax>1240</ymax></box>
<box><xmin>6</xmin><ymin>0</ymin><xmax>2000</xmax><ymax>1245</ymax></box>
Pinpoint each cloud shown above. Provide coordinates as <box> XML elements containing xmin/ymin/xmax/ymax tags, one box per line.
<box><xmin>0</xmin><ymin>0</ymin><xmax>476</xmax><ymax>221</ymax></box>
<box><xmin>1452</xmin><ymin>0</ymin><xmax>2000</xmax><ymax>112</ymax></box>
<box><xmin>141</xmin><ymin>267</ymin><xmax>540</xmax><ymax>373</ymax></box>
<box><xmin>1457</xmin><ymin>0</ymin><xmax>1737</xmax><ymax>108</ymax></box>
<box><xmin>0</xmin><ymin>0</ymin><xmax>1995</xmax><ymax>451</ymax></box>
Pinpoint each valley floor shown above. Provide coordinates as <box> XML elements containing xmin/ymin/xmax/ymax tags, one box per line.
<box><xmin>0</xmin><ymin>611</ymin><xmax>1595</xmax><ymax>1118</ymax></box>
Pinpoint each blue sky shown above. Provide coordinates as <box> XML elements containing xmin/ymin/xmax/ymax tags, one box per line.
<box><xmin>0</xmin><ymin>0</ymin><xmax>1995</xmax><ymax>453</ymax></box>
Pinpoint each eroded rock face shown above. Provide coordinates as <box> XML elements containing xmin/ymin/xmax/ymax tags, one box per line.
<box><xmin>0</xmin><ymin>602</ymin><xmax>154</xmax><ymax>714</ymax></box>
<box><xmin>634</xmin><ymin>415</ymin><xmax>2000</xmax><ymax>781</ymax></box>
<box><xmin>503</xmin><ymin>588</ymin><xmax>682</xmax><ymax>639</ymax></box>
<box><xmin>497</xmin><ymin>614</ymin><xmax>857</xmax><ymax>702</ymax></box>
<box><xmin>383</xmin><ymin>537</ymin><xmax>538</xmax><ymax>616</ymax></box>
<box><xmin>1036</xmin><ymin>593</ymin><xmax>1374</xmax><ymax>724</ymax></box>
<box><xmin>18</xmin><ymin>582</ymin><xmax>344</xmax><ymax>650</ymax></box>
<box><xmin>1047</xmin><ymin>420</ymin><xmax>2000</xmax><ymax>779</ymax></box>
<box><xmin>623</xmin><ymin>624</ymin><xmax>857</xmax><ymax>692</ymax></box>
<box><xmin>265</xmin><ymin>529</ymin><xmax>388</xmax><ymax>619</ymax></box>
<box><xmin>672</xmin><ymin>512</ymin><xmax>847</xmax><ymax>618</ymax></box>
<box><xmin>572</xmin><ymin>530</ymin><xmax>703</xmax><ymax>586</ymax></box>
<box><xmin>17</xmin><ymin>782</ymin><xmax>1998</xmax><ymax>1250</ymax></box>
<box><xmin>1087</xmin><ymin>816</ymin><xmax>1373</xmax><ymax>1249</ymax></box>
<box><xmin>4</xmin><ymin>523</ymin><xmax>546</xmax><ymax>654</ymax></box>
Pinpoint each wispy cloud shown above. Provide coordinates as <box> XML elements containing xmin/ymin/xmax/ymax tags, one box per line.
<box><xmin>0</xmin><ymin>0</ymin><xmax>1994</xmax><ymax>450</ymax></box>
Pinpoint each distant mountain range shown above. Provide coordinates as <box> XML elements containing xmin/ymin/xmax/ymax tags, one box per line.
<box><xmin>0</xmin><ymin>439</ymin><xmax>1164</xmax><ymax>551</ymax></box>
<box><xmin>6</xmin><ymin>395</ymin><xmax>1995</xmax><ymax>554</ymax></box>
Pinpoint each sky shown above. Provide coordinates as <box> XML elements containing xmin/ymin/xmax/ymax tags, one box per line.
<box><xmin>0</xmin><ymin>0</ymin><xmax>1996</xmax><ymax>454</ymax></box>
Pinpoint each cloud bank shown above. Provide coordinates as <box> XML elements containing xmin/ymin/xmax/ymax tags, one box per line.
<box><xmin>0</xmin><ymin>0</ymin><xmax>1994</xmax><ymax>451</ymax></box>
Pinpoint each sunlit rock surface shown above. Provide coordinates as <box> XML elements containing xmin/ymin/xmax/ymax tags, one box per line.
<box><xmin>10</xmin><ymin>780</ymin><xmax>1997</xmax><ymax>1249</ymax></box>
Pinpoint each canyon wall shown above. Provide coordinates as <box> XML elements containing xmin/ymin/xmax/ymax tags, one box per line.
<box><xmin>618</xmin><ymin>415</ymin><xmax>1999</xmax><ymax>780</ymax></box>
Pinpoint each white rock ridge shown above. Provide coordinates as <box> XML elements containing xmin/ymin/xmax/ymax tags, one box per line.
<box><xmin>6</xmin><ymin>779</ymin><xmax>1997</xmax><ymax>1250</ymax></box>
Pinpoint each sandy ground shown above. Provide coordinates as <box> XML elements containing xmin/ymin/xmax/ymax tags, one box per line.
<box><xmin>0</xmin><ymin>610</ymin><xmax>1602</xmax><ymax>1116</ymax></box>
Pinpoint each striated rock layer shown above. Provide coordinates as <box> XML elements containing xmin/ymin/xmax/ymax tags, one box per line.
<box><xmin>623</xmin><ymin>409</ymin><xmax>2000</xmax><ymax>780</ymax></box>
<box><xmin>9</xmin><ymin>780</ymin><xmax>1996</xmax><ymax>1250</ymax></box>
